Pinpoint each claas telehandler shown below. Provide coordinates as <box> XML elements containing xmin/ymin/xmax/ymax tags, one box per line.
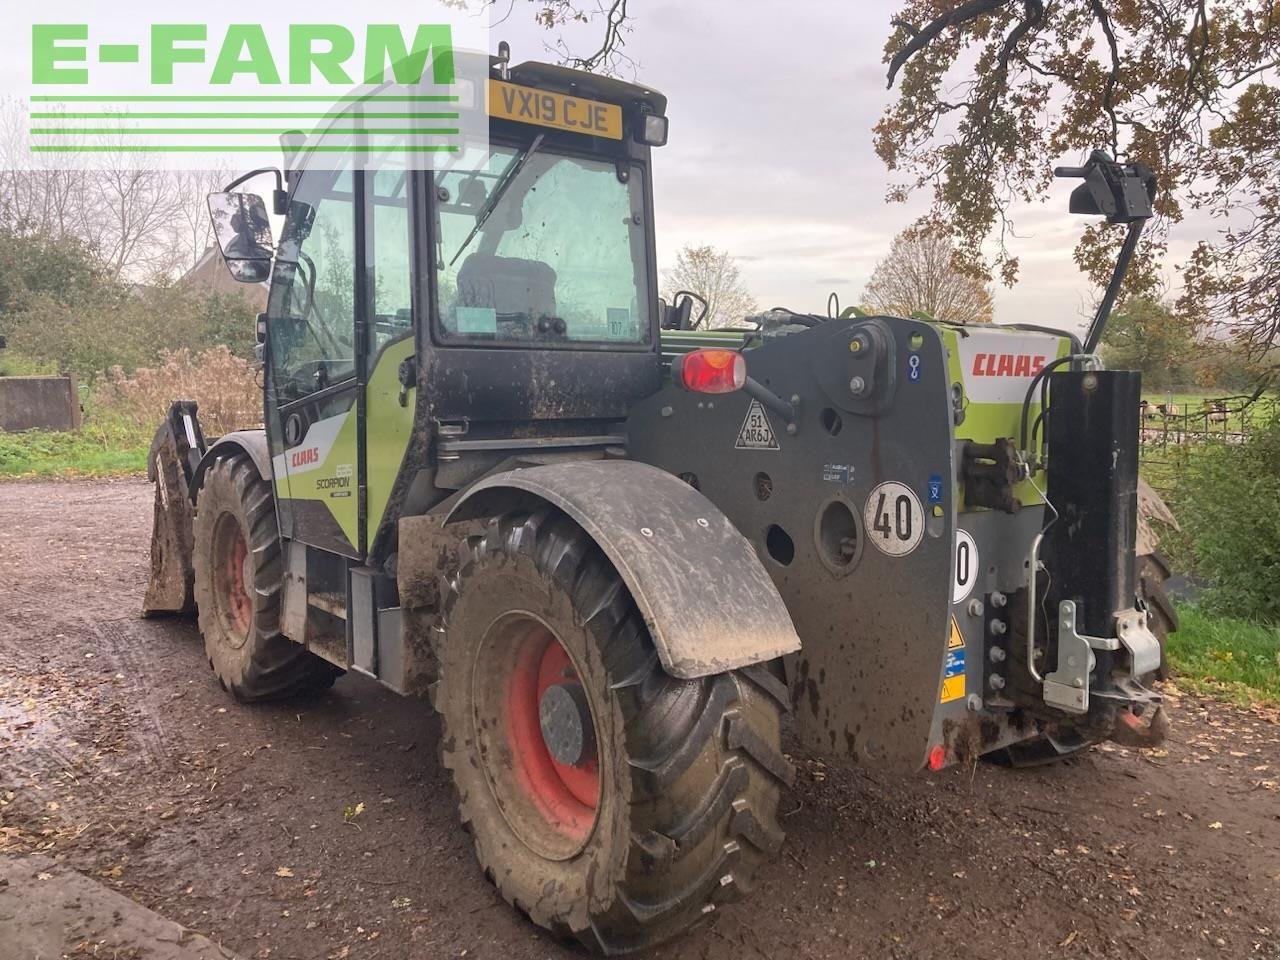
<box><xmin>144</xmin><ymin>48</ymin><xmax>1175</xmax><ymax>953</ymax></box>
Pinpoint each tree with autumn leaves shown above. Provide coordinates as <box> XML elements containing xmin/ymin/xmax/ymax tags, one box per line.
<box><xmin>877</xmin><ymin>0</ymin><xmax>1280</xmax><ymax>365</ymax></box>
<box><xmin>862</xmin><ymin>227</ymin><xmax>995</xmax><ymax>323</ymax></box>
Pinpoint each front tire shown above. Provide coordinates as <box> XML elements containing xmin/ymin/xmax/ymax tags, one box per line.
<box><xmin>435</xmin><ymin>509</ymin><xmax>790</xmax><ymax>954</ymax></box>
<box><xmin>192</xmin><ymin>452</ymin><xmax>340</xmax><ymax>702</ymax></box>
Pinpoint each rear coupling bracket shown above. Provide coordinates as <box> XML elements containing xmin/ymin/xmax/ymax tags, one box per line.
<box><xmin>1043</xmin><ymin>600</ymin><xmax>1108</xmax><ymax>715</ymax></box>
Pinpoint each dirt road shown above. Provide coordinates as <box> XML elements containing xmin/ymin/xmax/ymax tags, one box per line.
<box><xmin>1</xmin><ymin>479</ymin><xmax>1278</xmax><ymax>960</ymax></box>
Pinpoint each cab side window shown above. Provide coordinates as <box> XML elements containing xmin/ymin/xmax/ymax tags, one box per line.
<box><xmin>268</xmin><ymin>168</ymin><xmax>357</xmax><ymax>400</ymax></box>
<box><xmin>369</xmin><ymin>168</ymin><xmax>413</xmax><ymax>358</ymax></box>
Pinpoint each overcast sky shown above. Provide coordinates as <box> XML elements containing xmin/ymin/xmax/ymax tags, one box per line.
<box><xmin>496</xmin><ymin>0</ymin><xmax>1216</xmax><ymax>338</ymax></box>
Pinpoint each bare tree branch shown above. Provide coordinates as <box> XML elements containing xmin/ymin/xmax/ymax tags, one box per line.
<box><xmin>886</xmin><ymin>0</ymin><xmax>1014</xmax><ymax>88</ymax></box>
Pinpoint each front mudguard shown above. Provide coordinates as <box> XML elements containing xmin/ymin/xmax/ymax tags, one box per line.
<box><xmin>445</xmin><ymin>460</ymin><xmax>802</xmax><ymax>680</ymax></box>
<box><xmin>188</xmin><ymin>429</ymin><xmax>272</xmax><ymax>503</ymax></box>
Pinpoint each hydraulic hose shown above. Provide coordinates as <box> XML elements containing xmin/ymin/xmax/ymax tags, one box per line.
<box><xmin>1018</xmin><ymin>353</ymin><xmax>1099</xmax><ymax>453</ymax></box>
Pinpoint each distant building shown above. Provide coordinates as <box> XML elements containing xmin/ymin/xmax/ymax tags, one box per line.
<box><xmin>180</xmin><ymin>246</ymin><xmax>270</xmax><ymax>311</ymax></box>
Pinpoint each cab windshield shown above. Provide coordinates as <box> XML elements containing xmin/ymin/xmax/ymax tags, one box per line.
<box><xmin>434</xmin><ymin>144</ymin><xmax>650</xmax><ymax>346</ymax></box>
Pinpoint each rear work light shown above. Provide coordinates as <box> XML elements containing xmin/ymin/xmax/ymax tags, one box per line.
<box><xmin>674</xmin><ymin>348</ymin><xmax>746</xmax><ymax>394</ymax></box>
<box><xmin>638</xmin><ymin>113</ymin><xmax>669</xmax><ymax>146</ymax></box>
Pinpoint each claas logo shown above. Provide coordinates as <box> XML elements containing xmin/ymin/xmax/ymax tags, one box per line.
<box><xmin>291</xmin><ymin>447</ymin><xmax>320</xmax><ymax>468</ymax></box>
<box><xmin>970</xmin><ymin>352</ymin><xmax>1049</xmax><ymax>378</ymax></box>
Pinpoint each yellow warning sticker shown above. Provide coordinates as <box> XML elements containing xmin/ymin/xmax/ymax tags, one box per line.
<box><xmin>940</xmin><ymin>675</ymin><xmax>966</xmax><ymax>703</ymax></box>
<box><xmin>941</xmin><ymin>616</ymin><xmax>966</xmax><ymax>703</ymax></box>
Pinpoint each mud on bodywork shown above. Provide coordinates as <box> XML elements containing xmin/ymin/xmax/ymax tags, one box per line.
<box><xmin>636</xmin><ymin>316</ymin><xmax>1160</xmax><ymax>772</ymax></box>
<box><xmin>631</xmin><ymin>315</ymin><xmax>958</xmax><ymax>771</ymax></box>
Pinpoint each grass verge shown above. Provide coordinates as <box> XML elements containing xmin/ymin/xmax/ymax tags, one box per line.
<box><xmin>0</xmin><ymin>422</ymin><xmax>149</xmax><ymax>478</ymax></box>
<box><xmin>1167</xmin><ymin>604</ymin><xmax>1280</xmax><ymax>707</ymax></box>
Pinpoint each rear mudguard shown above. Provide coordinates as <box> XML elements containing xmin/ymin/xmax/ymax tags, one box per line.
<box><xmin>445</xmin><ymin>460</ymin><xmax>801</xmax><ymax>680</ymax></box>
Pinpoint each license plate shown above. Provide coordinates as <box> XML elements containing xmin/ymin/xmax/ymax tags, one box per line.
<box><xmin>488</xmin><ymin>80</ymin><xmax>623</xmax><ymax>140</ymax></box>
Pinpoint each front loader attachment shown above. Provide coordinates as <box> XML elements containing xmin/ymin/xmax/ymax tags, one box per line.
<box><xmin>142</xmin><ymin>401</ymin><xmax>206</xmax><ymax>617</ymax></box>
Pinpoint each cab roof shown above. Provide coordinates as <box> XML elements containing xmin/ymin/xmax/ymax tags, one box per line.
<box><xmin>503</xmin><ymin>60</ymin><xmax>667</xmax><ymax>116</ymax></box>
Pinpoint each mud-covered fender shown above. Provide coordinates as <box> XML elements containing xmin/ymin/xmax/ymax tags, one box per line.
<box><xmin>446</xmin><ymin>460</ymin><xmax>801</xmax><ymax>680</ymax></box>
<box><xmin>189</xmin><ymin>429</ymin><xmax>272</xmax><ymax>502</ymax></box>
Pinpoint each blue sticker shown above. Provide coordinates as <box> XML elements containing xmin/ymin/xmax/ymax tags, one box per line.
<box><xmin>944</xmin><ymin>648</ymin><xmax>966</xmax><ymax>678</ymax></box>
<box><xmin>907</xmin><ymin>354</ymin><xmax>922</xmax><ymax>382</ymax></box>
<box><xmin>928</xmin><ymin>474</ymin><xmax>944</xmax><ymax>503</ymax></box>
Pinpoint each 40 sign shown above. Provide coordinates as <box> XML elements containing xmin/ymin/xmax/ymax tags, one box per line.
<box><xmin>864</xmin><ymin>481</ymin><xmax>924</xmax><ymax>558</ymax></box>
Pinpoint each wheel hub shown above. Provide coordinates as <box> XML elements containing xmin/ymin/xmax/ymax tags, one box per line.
<box><xmin>539</xmin><ymin>682</ymin><xmax>596</xmax><ymax>767</ymax></box>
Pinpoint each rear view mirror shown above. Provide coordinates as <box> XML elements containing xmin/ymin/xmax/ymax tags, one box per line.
<box><xmin>207</xmin><ymin>192</ymin><xmax>275</xmax><ymax>283</ymax></box>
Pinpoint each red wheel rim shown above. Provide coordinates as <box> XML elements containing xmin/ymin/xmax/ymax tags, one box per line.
<box><xmin>213</xmin><ymin>515</ymin><xmax>252</xmax><ymax>641</ymax></box>
<box><xmin>471</xmin><ymin>612</ymin><xmax>603</xmax><ymax>860</ymax></box>
<box><xmin>505</xmin><ymin>627</ymin><xmax>600</xmax><ymax>842</ymax></box>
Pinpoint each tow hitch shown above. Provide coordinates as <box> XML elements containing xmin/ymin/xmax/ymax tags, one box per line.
<box><xmin>1043</xmin><ymin>601</ymin><xmax>1162</xmax><ymax>715</ymax></box>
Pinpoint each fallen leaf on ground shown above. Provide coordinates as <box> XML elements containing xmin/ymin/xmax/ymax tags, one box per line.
<box><xmin>343</xmin><ymin>801</ymin><xmax>365</xmax><ymax>823</ymax></box>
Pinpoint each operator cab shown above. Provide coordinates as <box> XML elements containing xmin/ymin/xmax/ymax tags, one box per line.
<box><xmin>426</xmin><ymin>64</ymin><xmax>667</xmax><ymax>426</ymax></box>
<box><xmin>206</xmin><ymin>52</ymin><xmax>671</xmax><ymax>559</ymax></box>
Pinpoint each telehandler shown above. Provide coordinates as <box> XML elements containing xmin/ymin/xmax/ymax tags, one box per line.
<box><xmin>144</xmin><ymin>48</ymin><xmax>1176</xmax><ymax>953</ymax></box>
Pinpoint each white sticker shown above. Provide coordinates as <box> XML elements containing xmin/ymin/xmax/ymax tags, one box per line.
<box><xmin>456</xmin><ymin>306</ymin><xmax>497</xmax><ymax>334</ymax></box>
<box><xmin>953</xmin><ymin>529</ymin><xmax>978</xmax><ymax>602</ymax></box>
<box><xmin>606</xmin><ymin>307</ymin><xmax>635</xmax><ymax>340</ymax></box>
<box><xmin>735</xmin><ymin>400</ymin><xmax>780</xmax><ymax>450</ymax></box>
<box><xmin>955</xmin><ymin>329</ymin><xmax>1058</xmax><ymax>404</ymax></box>
<box><xmin>271</xmin><ymin>411</ymin><xmax>349</xmax><ymax>478</ymax></box>
<box><xmin>864</xmin><ymin>481</ymin><xmax>924</xmax><ymax>557</ymax></box>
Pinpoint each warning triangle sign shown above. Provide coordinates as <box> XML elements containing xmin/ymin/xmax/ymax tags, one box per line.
<box><xmin>948</xmin><ymin>617</ymin><xmax>965</xmax><ymax>650</ymax></box>
<box><xmin>736</xmin><ymin>400</ymin><xmax>780</xmax><ymax>450</ymax></box>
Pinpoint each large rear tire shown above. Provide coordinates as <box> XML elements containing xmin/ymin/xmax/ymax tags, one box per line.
<box><xmin>1137</xmin><ymin>551</ymin><xmax>1178</xmax><ymax>682</ymax></box>
<box><xmin>990</xmin><ymin>551</ymin><xmax>1177</xmax><ymax>767</ymax></box>
<box><xmin>192</xmin><ymin>452</ymin><xmax>340</xmax><ymax>702</ymax></box>
<box><xmin>435</xmin><ymin>508</ymin><xmax>790</xmax><ymax>954</ymax></box>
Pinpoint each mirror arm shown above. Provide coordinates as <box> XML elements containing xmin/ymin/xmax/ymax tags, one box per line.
<box><xmin>1055</xmin><ymin>151</ymin><xmax>1157</xmax><ymax>356</ymax></box>
<box><xmin>223</xmin><ymin>168</ymin><xmax>289</xmax><ymax>216</ymax></box>
<box><xmin>1082</xmin><ymin>217</ymin><xmax>1144</xmax><ymax>355</ymax></box>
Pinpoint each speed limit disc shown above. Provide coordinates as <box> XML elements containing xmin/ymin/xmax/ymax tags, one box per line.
<box><xmin>864</xmin><ymin>481</ymin><xmax>924</xmax><ymax>557</ymax></box>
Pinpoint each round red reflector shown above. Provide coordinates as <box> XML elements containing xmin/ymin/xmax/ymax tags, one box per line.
<box><xmin>928</xmin><ymin>744</ymin><xmax>947</xmax><ymax>771</ymax></box>
<box><xmin>676</xmin><ymin>349</ymin><xmax>746</xmax><ymax>394</ymax></box>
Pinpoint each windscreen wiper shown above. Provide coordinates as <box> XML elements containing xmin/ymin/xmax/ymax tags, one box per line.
<box><xmin>448</xmin><ymin>133</ymin><xmax>544</xmax><ymax>267</ymax></box>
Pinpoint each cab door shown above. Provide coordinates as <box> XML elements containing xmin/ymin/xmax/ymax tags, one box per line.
<box><xmin>360</xmin><ymin>166</ymin><xmax>419</xmax><ymax>553</ymax></box>
<box><xmin>266</xmin><ymin>165</ymin><xmax>362</xmax><ymax>557</ymax></box>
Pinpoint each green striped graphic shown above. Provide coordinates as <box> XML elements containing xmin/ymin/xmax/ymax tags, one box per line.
<box><xmin>30</xmin><ymin>128</ymin><xmax>460</xmax><ymax>136</ymax></box>
<box><xmin>29</xmin><ymin>144</ymin><xmax>461</xmax><ymax>153</ymax></box>
<box><xmin>30</xmin><ymin>94</ymin><xmax>459</xmax><ymax>102</ymax></box>
<box><xmin>30</xmin><ymin>112</ymin><xmax>458</xmax><ymax>120</ymax></box>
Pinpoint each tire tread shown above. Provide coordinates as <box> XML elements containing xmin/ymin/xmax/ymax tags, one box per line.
<box><xmin>435</xmin><ymin>507</ymin><xmax>788</xmax><ymax>955</ymax></box>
